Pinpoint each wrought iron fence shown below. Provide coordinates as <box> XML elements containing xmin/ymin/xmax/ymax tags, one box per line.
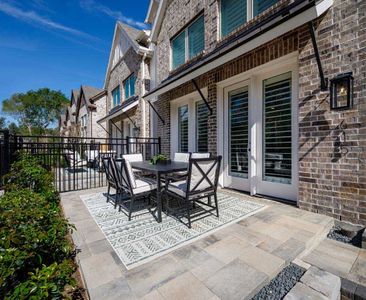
<box><xmin>0</xmin><ymin>130</ymin><xmax>161</xmax><ymax>192</ymax></box>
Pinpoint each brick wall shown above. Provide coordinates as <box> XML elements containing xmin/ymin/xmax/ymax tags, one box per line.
<box><xmin>297</xmin><ymin>0</ymin><xmax>366</xmax><ymax>225</ymax></box>
<box><xmin>154</xmin><ymin>0</ymin><xmax>366</xmax><ymax>225</ymax></box>
<box><xmin>107</xmin><ymin>47</ymin><xmax>150</xmax><ymax>137</ymax></box>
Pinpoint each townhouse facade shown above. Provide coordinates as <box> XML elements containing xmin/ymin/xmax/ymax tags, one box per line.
<box><xmin>97</xmin><ymin>22</ymin><xmax>152</xmax><ymax>140</ymax></box>
<box><xmin>144</xmin><ymin>0</ymin><xmax>366</xmax><ymax>225</ymax></box>
<box><xmin>59</xmin><ymin>86</ymin><xmax>107</xmax><ymax>140</ymax></box>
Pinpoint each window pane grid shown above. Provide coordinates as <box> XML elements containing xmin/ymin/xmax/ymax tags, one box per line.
<box><xmin>263</xmin><ymin>72</ymin><xmax>292</xmax><ymax>184</ymax></box>
<box><xmin>229</xmin><ymin>87</ymin><xmax>249</xmax><ymax>178</ymax></box>
<box><xmin>196</xmin><ymin>101</ymin><xmax>209</xmax><ymax>152</ymax></box>
<box><xmin>178</xmin><ymin>105</ymin><xmax>189</xmax><ymax>153</ymax></box>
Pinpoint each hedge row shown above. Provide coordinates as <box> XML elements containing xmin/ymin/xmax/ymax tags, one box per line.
<box><xmin>0</xmin><ymin>153</ymin><xmax>79</xmax><ymax>299</ymax></box>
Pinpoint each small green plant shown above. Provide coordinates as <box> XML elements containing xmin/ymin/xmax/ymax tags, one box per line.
<box><xmin>150</xmin><ymin>154</ymin><xmax>169</xmax><ymax>165</ymax></box>
<box><xmin>0</xmin><ymin>152</ymin><xmax>78</xmax><ymax>299</ymax></box>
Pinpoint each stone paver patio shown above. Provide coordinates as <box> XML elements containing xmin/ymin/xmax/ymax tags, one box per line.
<box><xmin>61</xmin><ymin>188</ymin><xmax>366</xmax><ymax>299</ymax></box>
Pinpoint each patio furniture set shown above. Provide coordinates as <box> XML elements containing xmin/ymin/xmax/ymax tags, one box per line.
<box><xmin>102</xmin><ymin>152</ymin><xmax>222</xmax><ymax>228</ymax></box>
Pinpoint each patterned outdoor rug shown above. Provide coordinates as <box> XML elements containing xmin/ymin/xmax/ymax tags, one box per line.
<box><xmin>80</xmin><ymin>192</ymin><xmax>265</xmax><ymax>269</ymax></box>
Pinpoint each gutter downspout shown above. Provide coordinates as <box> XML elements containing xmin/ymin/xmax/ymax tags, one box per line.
<box><xmin>141</xmin><ymin>53</ymin><xmax>147</xmax><ymax>137</ymax></box>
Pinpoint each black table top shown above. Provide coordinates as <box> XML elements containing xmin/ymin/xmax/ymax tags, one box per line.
<box><xmin>130</xmin><ymin>161</ymin><xmax>188</xmax><ymax>174</ymax></box>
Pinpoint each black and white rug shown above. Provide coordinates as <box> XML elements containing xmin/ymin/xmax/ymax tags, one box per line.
<box><xmin>80</xmin><ymin>192</ymin><xmax>265</xmax><ymax>269</ymax></box>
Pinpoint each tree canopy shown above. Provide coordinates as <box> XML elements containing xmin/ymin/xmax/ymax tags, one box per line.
<box><xmin>2</xmin><ymin>88</ymin><xmax>69</xmax><ymax>135</ymax></box>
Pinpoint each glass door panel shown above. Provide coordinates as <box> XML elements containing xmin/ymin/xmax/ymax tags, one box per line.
<box><xmin>263</xmin><ymin>72</ymin><xmax>292</xmax><ymax>184</ymax></box>
<box><xmin>229</xmin><ymin>86</ymin><xmax>249</xmax><ymax>178</ymax></box>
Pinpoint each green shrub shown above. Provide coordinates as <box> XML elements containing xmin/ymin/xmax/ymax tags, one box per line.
<box><xmin>4</xmin><ymin>152</ymin><xmax>55</xmax><ymax>195</ymax></box>
<box><xmin>0</xmin><ymin>154</ymin><xmax>78</xmax><ymax>299</ymax></box>
<box><xmin>7</xmin><ymin>260</ymin><xmax>76</xmax><ymax>300</ymax></box>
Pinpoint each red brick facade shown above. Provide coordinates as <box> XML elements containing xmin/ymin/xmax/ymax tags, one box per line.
<box><xmin>153</xmin><ymin>0</ymin><xmax>366</xmax><ymax>225</ymax></box>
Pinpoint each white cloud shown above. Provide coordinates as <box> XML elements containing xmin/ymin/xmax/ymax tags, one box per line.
<box><xmin>0</xmin><ymin>1</ymin><xmax>100</xmax><ymax>42</ymax></box>
<box><xmin>80</xmin><ymin>0</ymin><xmax>148</xmax><ymax>29</ymax></box>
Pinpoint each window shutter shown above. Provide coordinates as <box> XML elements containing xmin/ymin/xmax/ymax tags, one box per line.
<box><xmin>229</xmin><ymin>87</ymin><xmax>249</xmax><ymax>178</ymax></box>
<box><xmin>253</xmin><ymin>0</ymin><xmax>278</xmax><ymax>16</ymax></box>
<box><xmin>178</xmin><ymin>105</ymin><xmax>189</xmax><ymax>152</ymax></box>
<box><xmin>188</xmin><ymin>15</ymin><xmax>205</xmax><ymax>59</ymax></box>
<box><xmin>221</xmin><ymin>0</ymin><xmax>247</xmax><ymax>37</ymax></box>
<box><xmin>263</xmin><ymin>72</ymin><xmax>292</xmax><ymax>184</ymax></box>
<box><xmin>172</xmin><ymin>31</ymin><xmax>186</xmax><ymax>69</ymax></box>
<box><xmin>196</xmin><ymin>101</ymin><xmax>209</xmax><ymax>152</ymax></box>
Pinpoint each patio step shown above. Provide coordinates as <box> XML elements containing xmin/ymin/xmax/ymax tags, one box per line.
<box><xmin>296</xmin><ymin>216</ymin><xmax>334</xmax><ymax>260</ymax></box>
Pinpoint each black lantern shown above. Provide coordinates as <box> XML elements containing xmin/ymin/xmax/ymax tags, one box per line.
<box><xmin>330</xmin><ymin>72</ymin><xmax>354</xmax><ymax>110</ymax></box>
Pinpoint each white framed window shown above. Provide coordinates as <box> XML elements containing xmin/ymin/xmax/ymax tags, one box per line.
<box><xmin>123</xmin><ymin>74</ymin><xmax>136</xmax><ymax>100</ymax></box>
<box><xmin>178</xmin><ymin>105</ymin><xmax>189</xmax><ymax>152</ymax></box>
<box><xmin>112</xmin><ymin>86</ymin><xmax>120</xmax><ymax>107</ymax></box>
<box><xmin>171</xmin><ymin>14</ymin><xmax>205</xmax><ymax>70</ymax></box>
<box><xmin>170</xmin><ymin>89</ymin><xmax>209</xmax><ymax>156</ymax></box>
<box><xmin>220</xmin><ymin>0</ymin><xmax>279</xmax><ymax>38</ymax></box>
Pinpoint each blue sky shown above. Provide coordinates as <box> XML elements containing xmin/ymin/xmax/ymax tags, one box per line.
<box><xmin>0</xmin><ymin>0</ymin><xmax>150</xmax><ymax>122</ymax></box>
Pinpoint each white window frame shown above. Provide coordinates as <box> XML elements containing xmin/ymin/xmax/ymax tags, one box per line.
<box><xmin>170</xmin><ymin>14</ymin><xmax>205</xmax><ymax>71</ymax></box>
<box><xmin>170</xmin><ymin>88</ymin><xmax>208</xmax><ymax>157</ymax></box>
<box><xmin>219</xmin><ymin>0</ymin><xmax>278</xmax><ymax>40</ymax></box>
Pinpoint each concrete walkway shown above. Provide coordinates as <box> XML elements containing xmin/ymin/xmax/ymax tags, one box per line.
<box><xmin>61</xmin><ymin>188</ymin><xmax>365</xmax><ymax>300</ymax></box>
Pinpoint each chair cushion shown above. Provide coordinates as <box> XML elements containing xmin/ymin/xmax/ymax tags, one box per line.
<box><xmin>122</xmin><ymin>154</ymin><xmax>143</xmax><ymax>162</ymax></box>
<box><xmin>191</xmin><ymin>153</ymin><xmax>210</xmax><ymax>159</ymax></box>
<box><xmin>133</xmin><ymin>178</ymin><xmax>157</xmax><ymax>194</ymax></box>
<box><xmin>124</xmin><ymin>160</ymin><xmax>137</xmax><ymax>188</ymax></box>
<box><xmin>173</xmin><ymin>153</ymin><xmax>190</xmax><ymax>163</ymax></box>
<box><xmin>167</xmin><ymin>180</ymin><xmax>187</xmax><ymax>197</ymax></box>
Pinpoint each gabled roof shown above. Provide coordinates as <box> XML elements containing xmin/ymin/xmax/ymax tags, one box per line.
<box><xmin>75</xmin><ymin>85</ymin><xmax>104</xmax><ymax>120</ymax></box>
<box><xmin>103</xmin><ymin>22</ymin><xmax>152</xmax><ymax>89</ymax></box>
<box><xmin>71</xmin><ymin>89</ymin><xmax>79</xmax><ymax>105</ymax></box>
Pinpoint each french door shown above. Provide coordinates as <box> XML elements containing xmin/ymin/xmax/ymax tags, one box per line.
<box><xmin>223</xmin><ymin>69</ymin><xmax>298</xmax><ymax>202</ymax></box>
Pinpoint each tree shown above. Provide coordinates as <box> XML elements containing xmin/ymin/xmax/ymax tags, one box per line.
<box><xmin>2</xmin><ymin>88</ymin><xmax>69</xmax><ymax>135</ymax></box>
<box><xmin>0</xmin><ymin>117</ymin><xmax>6</xmax><ymax>130</ymax></box>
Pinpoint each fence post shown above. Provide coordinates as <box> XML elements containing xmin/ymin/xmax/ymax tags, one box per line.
<box><xmin>126</xmin><ymin>136</ymin><xmax>130</xmax><ymax>154</ymax></box>
<box><xmin>158</xmin><ymin>136</ymin><xmax>161</xmax><ymax>155</ymax></box>
<box><xmin>2</xmin><ymin>130</ymin><xmax>10</xmax><ymax>177</ymax></box>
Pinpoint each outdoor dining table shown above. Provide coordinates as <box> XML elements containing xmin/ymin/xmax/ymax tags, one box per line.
<box><xmin>130</xmin><ymin>161</ymin><xmax>188</xmax><ymax>223</ymax></box>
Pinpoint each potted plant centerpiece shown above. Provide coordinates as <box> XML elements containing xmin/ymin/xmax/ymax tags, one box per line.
<box><xmin>150</xmin><ymin>154</ymin><xmax>171</xmax><ymax>165</ymax></box>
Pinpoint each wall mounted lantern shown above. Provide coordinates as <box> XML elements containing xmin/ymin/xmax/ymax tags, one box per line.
<box><xmin>133</xmin><ymin>126</ymin><xmax>140</xmax><ymax>136</ymax></box>
<box><xmin>330</xmin><ymin>72</ymin><xmax>354</xmax><ymax>110</ymax></box>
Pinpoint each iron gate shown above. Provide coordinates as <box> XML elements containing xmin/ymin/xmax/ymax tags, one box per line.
<box><xmin>0</xmin><ymin>131</ymin><xmax>161</xmax><ymax>192</ymax></box>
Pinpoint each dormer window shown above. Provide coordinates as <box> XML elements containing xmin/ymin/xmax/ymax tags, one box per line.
<box><xmin>124</xmin><ymin>74</ymin><xmax>136</xmax><ymax>100</ymax></box>
<box><xmin>112</xmin><ymin>86</ymin><xmax>120</xmax><ymax>107</ymax></box>
<box><xmin>171</xmin><ymin>14</ymin><xmax>205</xmax><ymax>70</ymax></box>
<box><xmin>221</xmin><ymin>0</ymin><xmax>278</xmax><ymax>38</ymax></box>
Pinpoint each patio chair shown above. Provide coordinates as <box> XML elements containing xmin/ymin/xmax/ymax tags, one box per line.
<box><xmin>168</xmin><ymin>152</ymin><xmax>191</xmax><ymax>181</ymax></box>
<box><xmin>191</xmin><ymin>152</ymin><xmax>211</xmax><ymax>159</ymax></box>
<box><xmin>122</xmin><ymin>153</ymin><xmax>144</xmax><ymax>175</ymax></box>
<box><xmin>102</xmin><ymin>157</ymin><xmax>122</xmax><ymax>208</ymax></box>
<box><xmin>165</xmin><ymin>156</ymin><xmax>222</xmax><ymax>228</ymax></box>
<box><xmin>115</xmin><ymin>158</ymin><xmax>157</xmax><ymax>221</ymax></box>
<box><xmin>85</xmin><ymin>149</ymin><xmax>99</xmax><ymax>168</ymax></box>
<box><xmin>64</xmin><ymin>149</ymin><xmax>87</xmax><ymax>170</ymax></box>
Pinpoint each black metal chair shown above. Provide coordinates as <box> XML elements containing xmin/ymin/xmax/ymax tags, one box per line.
<box><xmin>165</xmin><ymin>156</ymin><xmax>222</xmax><ymax>228</ymax></box>
<box><xmin>102</xmin><ymin>157</ymin><xmax>121</xmax><ymax>208</ymax></box>
<box><xmin>114</xmin><ymin>158</ymin><xmax>157</xmax><ymax>221</ymax></box>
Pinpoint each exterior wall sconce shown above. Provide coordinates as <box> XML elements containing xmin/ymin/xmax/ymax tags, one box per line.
<box><xmin>133</xmin><ymin>127</ymin><xmax>140</xmax><ymax>136</ymax></box>
<box><xmin>330</xmin><ymin>72</ymin><xmax>354</xmax><ymax>110</ymax></box>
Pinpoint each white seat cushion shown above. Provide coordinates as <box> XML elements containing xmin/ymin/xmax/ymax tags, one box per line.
<box><xmin>167</xmin><ymin>180</ymin><xmax>187</xmax><ymax>197</ymax></box>
<box><xmin>173</xmin><ymin>153</ymin><xmax>190</xmax><ymax>163</ymax></box>
<box><xmin>133</xmin><ymin>178</ymin><xmax>157</xmax><ymax>194</ymax></box>
<box><xmin>191</xmin><ymin>153</ymin><xmax>210</xmax><ymax>159</ymax></box>
<box><xmin>122</xmin><ymin>154</ymin><xmax>143</xmax><ymax>162</ymax></box>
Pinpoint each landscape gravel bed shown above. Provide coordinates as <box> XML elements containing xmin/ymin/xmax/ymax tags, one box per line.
<box><xmin>327</xmin><ymin>225</ymin><xmax>365</xmax><ymax>248</ymax></box>
<box><xmin>252</xmin><ymin>264</ymin><xmax>305</xmax><ymax>300</ymax></box>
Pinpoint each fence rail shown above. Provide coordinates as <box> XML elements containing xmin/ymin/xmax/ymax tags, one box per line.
<box><xmin>0</xmin><ymin>130</ymin><xmax>161</xmax><ymax>192</ymax></box>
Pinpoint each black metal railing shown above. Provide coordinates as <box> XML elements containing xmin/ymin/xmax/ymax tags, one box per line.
<box><xmin>0</xmin><ymin>131</ymin><xmax>161</xmax><ymax>192</ymax></box>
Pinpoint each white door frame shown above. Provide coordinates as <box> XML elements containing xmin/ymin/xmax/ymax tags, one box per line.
<box><xmin>217</xmin><ymin>52</ymin><xmax>299</xmax><ymax>202</ymax></box>
<box><xmin>222</xmin><ymin>79</ymin><xmax>252</xmax><ymax>192</ymax></box>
